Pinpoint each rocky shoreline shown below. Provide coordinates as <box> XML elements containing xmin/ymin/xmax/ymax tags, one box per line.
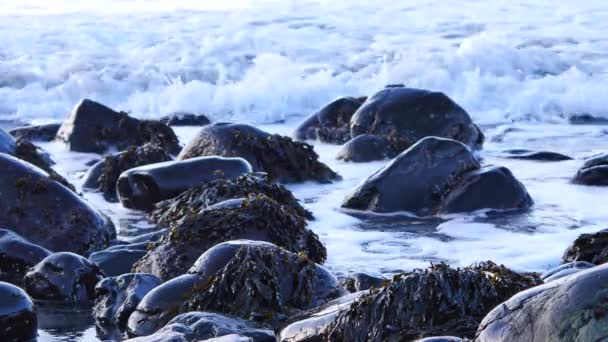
<box><xmin>2</xmin><ymin>85</ymin><xmax>608</xmax><ymax>341</ymax></box>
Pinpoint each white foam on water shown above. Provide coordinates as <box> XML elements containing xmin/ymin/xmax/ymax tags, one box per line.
<box><xmin>3</xmin><ymin>1</ymin><xmax>608</xmax><ymax>124</ymax></box>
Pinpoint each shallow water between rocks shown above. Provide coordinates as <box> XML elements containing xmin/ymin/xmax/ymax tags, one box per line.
<box><xmin>33</xmin><ymin>122</ymin><xmax>608</xmax><ymax>341</ymax></box>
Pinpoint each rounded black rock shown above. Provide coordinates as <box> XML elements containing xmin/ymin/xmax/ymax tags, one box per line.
<box><xmin>178</xmin><ymin>122</ymin><xmax>340</xmax><ymax>183</ymax></box>
<box><xmin>0</xmin><ymin>281</ymin><xmax>37</xmax><ymax>342</ymax></box>
<box><xmin>572</xmin><ymin>154</ymin><xmax>608</xmax><ymax>185</ymax></box>
<box><xmin>342</xmin><ymin>137</ymin><xmax>480</xmax><ymax>215</ymax></box>
<box><xmin>116</xmin><ymin>156</ymin><xmax>252</xmax><ymax>211</ymax></box>
<box><xmin>350</xmin><ymin>87</ymin><xmax>483</xmax><ymax>152</ymax></box>
<box><xmin>0</xmin><ymin>153</ymin><xmax>115</xmax><ymax>256</ymax></box>
<box><xmin>24</xmin><ymin>252</ymin><xmax>105</xmax><ymax>304</ymax></box>
<box><xmin>293</xmin><ymin>96</ymin><xmax>365</xmax><ymax>144</ymax></box>
<box><xmin>82</xmin><ymin>143</ymin><xmax>172</xmax><ymax>201</ymax></box>
<box><xmin>56</xmin><ymin>99</ymin><xmax>180</xmax><ymax>154</ymax></box>
<box><xmin>94</xmin><ymin>273</ymin><xmax>161</xmax><ymax>329</ymax></box>
<box><xmin>441</xmin><ymin>166</ymin><xmax>533</xmax><ymax>213</ymax></box>
<box><xmin>336</xmin><ymin>134</ymin><xmax>397</xmax><ymax>162</ymax></box>
<box><xmin>0</xmin><ymin>229</ymin><xmax>51</xmax><ymax>286</ymax></box>
<box><xmin>90</xmin><ymin>243</ymin><xmax>149</xmax><ymax>277</ymax></box>
<box><xmin>127</xmin><ymin>274</ymin><xmax>207</xmax><ymax>336</ymax></box>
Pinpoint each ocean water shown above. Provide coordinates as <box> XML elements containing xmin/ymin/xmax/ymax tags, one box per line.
<box><xmin>3</xmin><ymin>1</ymin><xmax>608</xmax><ymax>341</ymax></box>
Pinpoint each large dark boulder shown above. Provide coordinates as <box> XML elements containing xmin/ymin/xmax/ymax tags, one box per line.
<box><xmin>476</xmin><ymin>263</ymin><xmax>608</xmax><ymax>342</ymax></box>
<box><xmin>350</xmin><ymin>87</ymin><xmax>483</xmax><ymax>152</ymax></box>
<box><xmin>133</xmin><ymin>195</ymin><xmax>325</xmax><ymax>281</ymax></box>
<box><xmin>94</xmin><ymin>273</ymin><xmax>161</xmax><ymax>329</ymax></box>
<box><xmin>82</xmin><ymin>143</ymin><xmax>172</xmax><ymax>201</ymax></box>
<box><xmin>440</xmin><ymin>166</ymin><xmax>532</xmax><ymax>214</ymax></box>
<box><xmin>56</xmin><ymin>99</ymin><xmax>181</xmax><ymax>154</ymax></box>
<box><xmin>0</xmin><ymin>229</ymin><xmax>51</xmax><ymax>286</ymax></box>
<box><xmin>0</xmin><ymin>153</ymin><xmax>115</xmax><ymax>256</ymax></box>
<box><xmin>342</xmin><ymin>137</ymin><xmax>531</xmax><ymax>216</ymax></box>
<box><xmin>151</xmin><ymin>172</ymin><xmax>312</xmax><ymax>229</ymax></box>
<box><xmin>160</xmin><ymin>112</ymin><xmax>211</xmax><ymax>127</ymax></box>
<box><xmin>336</xmin><ymin>134</ymin><xmax>398</xmax><ymax>162</ymax></box>
<box><xmin>572</xmin><ymin>154</ymin><xmax>608</xmax><ymax>185</ymax></box>
<box><xmin>562</xmin><ymin>228</ymin><xmax>608</xmax><ymax>265</ymax></box>
<box><xmin>117</xmin><ymin>156</ymin><xmax>252</xmax><ymax>211</ymax></box>
<box><xmin>0</xmin><ymin>282</ymin><xmax>38</xmax><ymax>342</ymax></box>
<box><xmin>178</xmin><ymin>123</ymin><xmax>340</xmax><ymax>183</ymax></box>
<box><xmin>24</xmin><ymin>252</ymin><xmax>105</xmax><ymax>304</ymax></box>
<box><xmin>282</xmin><ymin>262</ymin><xmax>540</xmax><ymax>341</ymax></box>
<box><xmin>294</xmin><ymin>97</ymin><xmax>366</xmax><ymax>144</ymax></box>
<box><xmin>9</xmin><ymin>123</ymin><xmax>61</xmax><ymax>141</ymax></box>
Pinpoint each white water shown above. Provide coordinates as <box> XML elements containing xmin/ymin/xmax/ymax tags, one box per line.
<box><xmin>4</xmin><ymin>1</ymin><xmax>608</xmax><ymax>341</ymax></box>
<box><xmin>3</xmin><ymin>1</ymin><xmax>608</xmax><ymax>125</ymax></box>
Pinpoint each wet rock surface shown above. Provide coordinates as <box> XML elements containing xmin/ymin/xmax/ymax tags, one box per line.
<box><xmin>336</xmin><ymin>134</ymin><xmax>397</xmax><ymax>162</ymax></box>
<box><xmin>160</xmin><ymin>112</ymin><xmax>211</xmax><ymax>127</ymax></box>
<box><xmin>56</xmin><ymin>99</ymin><xmax>181</xmax><ymax>154</ymax></box>
<box><xmin>117</xmin><ymin>156</ymin><xmax>252</xmax><ymax>211</ymax></box>
<box><xmin>0</xmin><ymin>281</ymin><xmax>38</xmax><ymax>342</ymax></box>
<box><xmin>90</xmin><ymin>243</ymin><xmax>150</xmax><ymax>277</ymax></box>
<box><xmin>562</xmin><ymin>228</ymin><xmax>608</xmax><ymax>265</ymax></box>
<box><xmin>9</xmin><ymin>123</ymin><xmax>61</xmax><ymax>141</ymax></box>
<box><xmin>350</xmin><ymin>87</ymin><xmax>483</xmax><ymax>152</ymax></box>
<box><xmin>476</xmin><ymin>263</ymin><xmax>608</xmax><ymax>342</ymax></box>
<box><xmin>540</xmin><ymin>261</ymin><xmax>595</xmax><ymax>283</ymax></box>
<box><xmin>24</xmin><ymin>252</ymin><xmax>105</xmax><ymax>304</ymax></box>
<box><xmin>0</xmin><ymin>153</ymin><xmax>115</xmax><ymax>256</ymax></box>
<box><xmin>294</xmin><ymin>96</ymin><xmax>365</xmax><ymax>144</ymax></box>
<box><xmin>178</xmin><ymin>122</ymin><xmax>340</xmax><ymax>183</ymax></box>
<box><xmin>127</xmin><ymin>274</ymin><xmax>208</xmax><ymax>336</ymax></box>
<box><xmin>572</xmin><ymin>153</ymin><xmax>608</xmax><ymax>185</ymax></box>
<box><xmin>82</xmin><ymin>143</ymin><xmax>172</xmax><ymax>201</ymax></box>
<box><xmin>181</xmin><ymin>241</ymin><xmax>344</xmax><ymax>328</ymax></box>
<box><xmin>282</xmin><ymin>262</ymin><xmax>540</xmax><ymax>341</ymax></box>
<box><xmin>151</xmin><ymin>172</ymin><xmax>312</xmax><ymax>228</ymax></box>
<box><xmin>343</xmin><ymin>137</ymin><xmax>531</xmax><ymax>216</ymax></box>
<box><xmin>500</xmin><ymin>149</ymin><xmax>572</xmax><ymax>161</ymax></box>
<box><xmin>0</xmin><ymin>229</ymin><xmax>51</xmax><ymax>286</ymax></box>
<box><xmin>134</xmin><ymin>195</ymin><xmax>325</xmax><ymax>281</ymax></box>
<box><xmin>93</xmin><ymin>273</ymin><xmax>160</xmax><ymax>329</ymax></box>
<box><xmin>441</xmin><ymin>166</ymin><xmax>533</xmax><ymax>214</ymax></box>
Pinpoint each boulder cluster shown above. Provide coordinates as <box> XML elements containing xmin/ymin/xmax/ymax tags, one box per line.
<box><xmin>1</xmin><ymin>89</ymin><xmax>607</xmax><ymax>342</ymax></box>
